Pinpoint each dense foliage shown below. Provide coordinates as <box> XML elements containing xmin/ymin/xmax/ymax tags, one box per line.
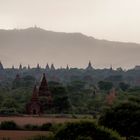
<box><xmin>55</xmin><ymin>121</ymin><xmax>123</xmax><ymax>140</ymax></box>
<box><xmin>99</xmin><ymin>101</ymin><xmax>140</xmax><ymax>137</ymax></box>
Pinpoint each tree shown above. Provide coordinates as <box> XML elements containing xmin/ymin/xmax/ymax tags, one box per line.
<box><xmin>51</xmin><ymin>86</ymin><xmax>71</xmax><ymax>113</ymax></box>
<box><xmin>119</xmin><ymin>82</ymin><xmax>130</xmax><ymax>91</ymax></box>
<box><xmin>98</xmin><ymin>81</ymin><xmax>113</xmax><ymax>91</ymax></box>
<box><xmin>55</xmin><ymin>121</ymin><xmax>123</xmax><ymax>140</ymax></box>
<box><xmin>99</xmin><ymin>102</ymin><xmax>140</xmax><ymax>137</ymax></box>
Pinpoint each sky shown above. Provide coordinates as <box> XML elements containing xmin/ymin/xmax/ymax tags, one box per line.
<box><xmin>0</xmin><ymin>0</ymin><xmax>140</xmax><ymax>43</ymax></box>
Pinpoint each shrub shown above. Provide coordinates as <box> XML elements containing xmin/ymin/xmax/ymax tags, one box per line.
<box><xmin>76</xmin><ymin>136</ymin><xmax>92</xmax><ymax>140</ymax></box>
<box><xmin>24</xmin><ymin>124</ymin><xmax>40</xmax><ymax>130</ymax></box>
<box><xmin>0</xmin><ymin>121</ymin><xmax>18</xmax><ymax>130</ymax></box>
<box><xmin>99</xmin><ymin>102</ymin><xmax>140</xmax><ymax>137</ymax></box>
<box><xmin>41</xmin><ymin>123</ymin><xmax>52</xmax><ymax>131</ymax></box>
<box><xmin>55</xmin><ymin>120</ymin><xmax>123</xmax><ymax>140</ymax></box>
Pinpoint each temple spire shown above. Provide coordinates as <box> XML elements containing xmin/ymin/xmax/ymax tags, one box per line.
<box><xmin>19</xmin><ymin>64</ymin><xmax>22</xmax><ymax>70</ymax></box>
<box><xmin>38</xmin><ymin>73</ymin><xmax>50</xmax><ymax>96</ymax></box>
<box><xmin>66</xmin><ymin>64</ymin><xmax>69</xmax><ymax>70</ymax></box>
<box><xmin>37</xmin><ymin>63</ymin><xmax>40</xmax><ymax>69</ymax></box>
<box><xmin>86</xmin><ymin>61</ymin><xmax>93</xmax><ymax>70</ymax></box>
<box><xmin>12</xmin><ymin>65</ymin><xmax>15</xmax><ymax>69</ymax></box>
<box><xmin>31</xmin><ymin>85</ymin><xmax>39</xmax><ymax>101</ymax></box>
<box><xmin>110</xmin><ymin>64</ymin><xmax>113</xmax><ymax>71</ymax></box>
<box><xmin>51</xmin><ymin>63</ymin><xmax>55</xmax><ymax>70</ymax></box>
<box><xmin>28</xmin><ymin>65</ymin><xmax>30</xmax><ymax>70</ymax></box>
<box><xmin>46</xmin><ymin>63</ymin><xmax>50</xmax><ymax>71</ymax></box>
<box><xmin>0</xmin><ymin>61</ymin><xmax>4</xmax><ymax>70</ymax></box>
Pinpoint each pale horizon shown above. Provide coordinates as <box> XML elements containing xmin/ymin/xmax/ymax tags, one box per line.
<box><xmin>0</xmin><ymin>0</ymin><xmax>140</xmax><ymax>43</ymax></box>
<box><xmin>1</xmin><ymin>0</ymin><xmax>140</xmax><ymax>69</ymax></box>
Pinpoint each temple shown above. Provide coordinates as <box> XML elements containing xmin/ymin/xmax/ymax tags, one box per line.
<box><xmin>86</xmin><ymin>61</ymin><xmax>93</xmax><ymax>70</ymax></box>
<box><xmin>66</xmin><ymin>64</ymin><xmax>69</xmax><ymax>70</ymax></box>
<box><xmin>51</xmin><ymin>64</ymin><xmax>55</xmax><ymax>70</ymax></box>
<box><xmin>19</xmin><ymin>64</ymin><xmax>22</xmax><ymax>70</ymax></box>
<box><xmin>0</xmin><ymin>61</ymin><xmax>4</xmax><ymax>70</ymax></box>
<box><xmin>38</xmin><ymin>73</ymin><xmax>51</xmax><ymax>96</ymax></box>
<box><xmin>26</xmin><ymin>85</ymin><xmax>43</xmax><ymax>115</ymax></box>
<box><xmin>46</xmin><ymin>63</ymin><xmax>50</xmax><ymax>71</ymax></box>
<box><xmin>26</xmin><ymin>73</ymin><xmax>52</xmax><ymax>115</ymax></box>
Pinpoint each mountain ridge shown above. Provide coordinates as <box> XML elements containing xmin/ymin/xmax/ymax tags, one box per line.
<box><xmin>0</xmin><ymin>27</ymin><xmax>140</xmax><ymax>68</ymax></box>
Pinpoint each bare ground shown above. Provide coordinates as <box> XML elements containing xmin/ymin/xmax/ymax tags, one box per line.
<box><xmin>0</xmin><ymin>116</ymin><xmax>77</xmax><ymax>126</ymax></box>
<box><xmin>0</xmin><ymin>130</ymin><xmax>50</xmax><ymax>140</ymax></box>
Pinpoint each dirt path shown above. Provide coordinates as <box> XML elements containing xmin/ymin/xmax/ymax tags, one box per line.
<box><xmin>0</xmin><ymin>130</ymin><xmax>50</xmax><ymax>140</ymax></box>
<box><xmin>0</xmin><ymin>116</ymin><xmax>77</xmax><ymax>126</ymax></box>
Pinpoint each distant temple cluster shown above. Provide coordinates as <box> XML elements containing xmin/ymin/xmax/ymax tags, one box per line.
<box><xmin>0</xmin><ymin>61</ymin><xmax>94</xmax><ymax>71</ymax></box>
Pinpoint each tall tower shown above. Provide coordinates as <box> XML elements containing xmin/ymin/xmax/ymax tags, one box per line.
<box><xmin>19</xmin><ymin>64</ymin><xmax>22</xmax><ymax>70</ymax></box>
<box><xmin>12</xmin><ymin>65</ymin><xmax>15</xmax><ymax>70</ymax></box>
<box><xmin>26</xmin><ymin>85</ymin><xmax>43</xmax><ymax>115</ymax></box>
<box><xmin>28</xmin><ymin>65</ymin><xmax>30</xmax><ymax>70</ymax></box>
<box><xmin>37</xmin><ymin>63</ymin><xmax>40</xmax><ymax>69</ymax></box>
<box><xmin>38</xmin><ymin>73</ymin><xmax>51</xmax><ymax>96</ymax></box>
<box><xmin>46</xmin><ymin>63</ymin><xmax>50</xmax><ymax>71</ymax></box>
<box><xmin>0</xmin><ymin>61</ymin><xmax>4</xmax><ymax>70</ymax></box>
<box><xmin>86</xmin><ymin>61</ymin><xmax>93</xmax><ymax>70</ymax></box>
<box><xmin>51</xmin><ymin>63</ymin><xmax>55</xmax><ymax>71</ymax></box>
<box><xmin>66</xmin><ymin>64</ymin><xmax>69</xmax><ymax>70</ymax></box>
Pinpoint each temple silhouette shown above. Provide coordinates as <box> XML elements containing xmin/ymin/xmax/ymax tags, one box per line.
<box><xmin>26</xmin><ymin>73</ymin><xmax>52</xmax><ymax>115</ymax></box>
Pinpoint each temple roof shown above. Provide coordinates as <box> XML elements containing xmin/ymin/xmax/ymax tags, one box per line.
<box><xmin>31</xmin><ymin>85</ymin><xmax>39</xmax><ymax>101</ymax></box>
<box><xmin>46</xmin><ymin>63</ymin><xmax>50</xmax><ymax>70</ymax></box>
<box><xmin>86</xmin><ymin>61</ymin><xmax>93</xmax><ymax>70</ymax></box>
<box><xmin>38</xmin><ymin>73</ymin><xmax>51</xmax><ymax>96</ymax></box>
<box><xmin>51</xmin><ymin>64</ymin><xmax>55</xmax><ymax>70</ymax></box>
<box><xmin>0</xmin><ymin>61</ymin><xmax>4</xmax><ymax>70</ymax></box>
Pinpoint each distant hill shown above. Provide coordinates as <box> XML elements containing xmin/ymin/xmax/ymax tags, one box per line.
<box><xmin>0</xmin><ymin>27</ymin><xmax>140</xmax><ymax>68</ymax></box>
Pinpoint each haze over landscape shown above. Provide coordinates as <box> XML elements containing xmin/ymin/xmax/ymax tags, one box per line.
<box><xmin>0</xmin><ymin>27</ymin><xmax>140</xmax><ymax>69</ymax></box>
<box><xmin>0</xmin><ymin>0</ymin><xmax>140</xmax><ymax>68</ymax></box>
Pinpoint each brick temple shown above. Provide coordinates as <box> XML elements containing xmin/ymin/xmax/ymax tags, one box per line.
<box><xmin>26</xmin><ymin>73</ymin><xmax>52</xmax><ymax>115</ymax></box>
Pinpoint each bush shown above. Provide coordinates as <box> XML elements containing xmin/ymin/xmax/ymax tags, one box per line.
<box><xmin>0</xmin><ymin>121</ymin><xmax>18</xmax><ymax>130</ymax></box>
<box><xmin>24</xmin><ymin>124</ymin><xmax>40</xmax><ymax>130</ymax></box>
<box><xmin>76</xmin><ymin>136</ymin><xmax>92</xmax><ymax>140</ymax></box>
<box><xmin>55</xmin><ymin>120</ymin><xmax>123</xmax><ymax>140</ymax></box>
<box><xmin>99</xmin><ymin>102</ymin><xmax>140</xmax><ymax>137</ymax></box>
<box><xmin>0</xmin><ymin>107</ymin><xmax>18</xmax><ymax>115</ymax></box>
<box><xmin>41</xmin><ymin>123</ymin><xmax>52</xmax><ymax>131</ymax></box>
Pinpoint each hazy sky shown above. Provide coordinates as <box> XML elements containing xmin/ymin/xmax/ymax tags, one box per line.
<box><xmin>0</xmin><ymin>0</ymin><xmax>140</xmax><ymax>43</ymax></box>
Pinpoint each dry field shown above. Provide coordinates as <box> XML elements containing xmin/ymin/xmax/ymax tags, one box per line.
<box><xmin>0</xmin><ymin>116</ymin><xmax>77</xmax><ymax>126</ymax></box>
<box><xmin>0</xmin><ymin>130</ymin><xmax>50</xmax><ymax>140</ymax></box>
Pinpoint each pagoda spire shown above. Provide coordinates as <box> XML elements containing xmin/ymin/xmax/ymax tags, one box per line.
<box><xmin>19</xmin><ymin>64</ymin><xmax>22</xmax><ymax>70</ymax></box>
<box><xmin>66</xmin><ymin>64</ymin><xmax>69</xmax><ymax>70</ymax></box>
<box><xmin>28</xmin><ymin>65</ymin><xmax>30</xmax><ymax>70</ymax></box>
<box><xmin>51</xmin><ymin>63</ymin><xmax>55</xmax><ymax>70</ymax></box>
<box><xmin>0</xmin><ymin>61</ymin><xmax>4</xmax><ymax>70</ymax></box>
<box><xmin>86</xmin><ymin>61</ymin><xmax>93</xmax><ymax>70</ymax></box>
<box><xmin>31</xmin><ymin>85</ymin><xmax>39</xmax><ymax>101</ymax></box>
<box><xmin>38</xmin><ymin>73</ymin><xmax>51</xmax><ymax>96</ymax></box>
<box><xmin>12</xmin><ymin>65</ymin><xmax>15</xmax><ymax>69</ymax></box>
<box><xmin>110</xmin><ymin>64</ymin><xmax>113</xmax><ymax>71</ymax></box>
<box><xmin>37</xmin><ymin>63</ymin><xmax>40</xmax><ymax>69</ymax></box>
<box><xmin>46</xmin><ymin>63</ymin><xmax>50</xmax><ymax>71</ymax></box>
